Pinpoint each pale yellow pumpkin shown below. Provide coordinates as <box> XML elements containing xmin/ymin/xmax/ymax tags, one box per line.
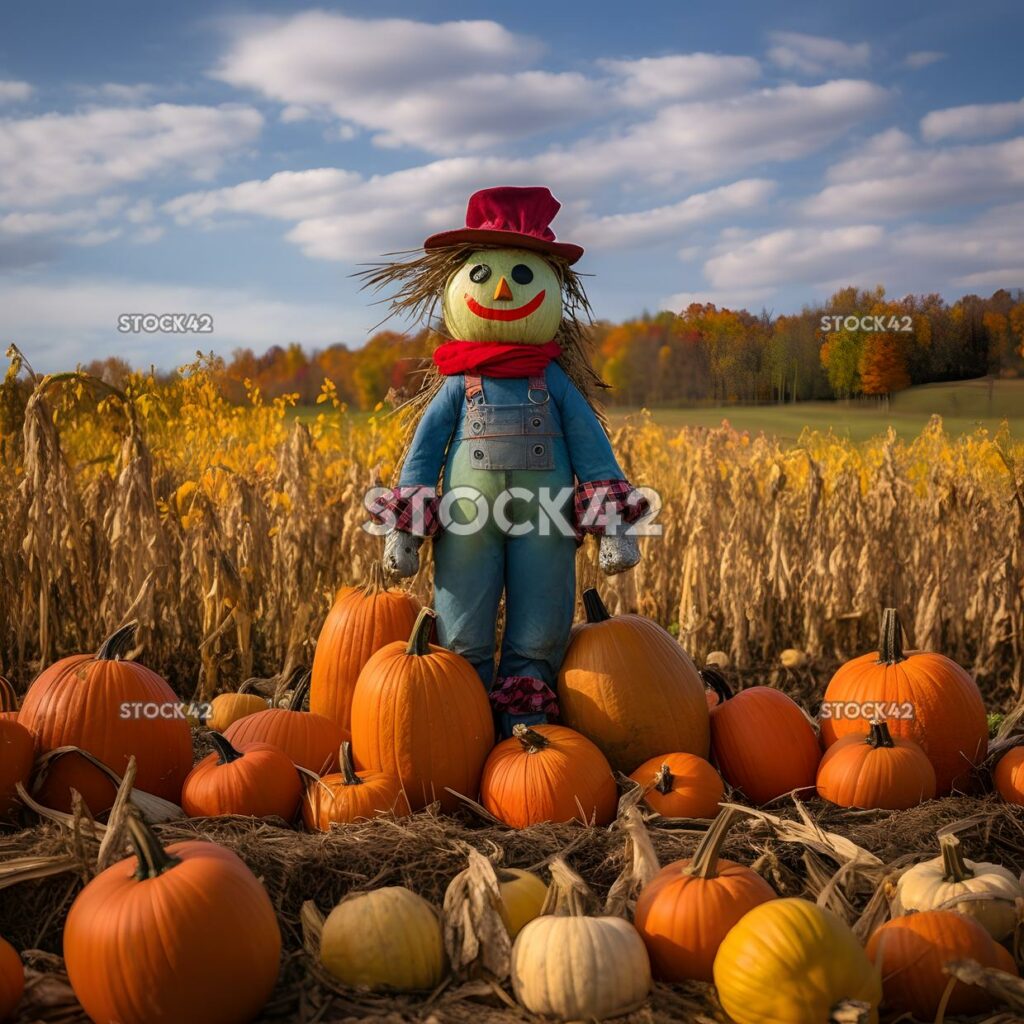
<box><xmin>713</xmin><ymin>898</ymin><xmax>881</xmax><ymax>1024</ymax></box>
<box><xmin>894</xmin><ymin>833</ymin><xmax>1022</xmax><ymax>940</ymax></box>
<box><xmin>496</xmin><ymin>869</ymin><xmax>548</xmax><ymax>939</ymax></box>
<box><xmin>205</xmin><ymin>687</ymin><xmax>268</xmax><ymax>733</ymax></box>
<box><xmin>320</xmin><ymin>887</ymin><xmax>446</xmax><ymax>991</ymax></box>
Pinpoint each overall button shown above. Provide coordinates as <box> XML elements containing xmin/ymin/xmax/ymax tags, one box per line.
<box><xmin>471</xmin><ymin>420</ymin><xmax>483</xmax><ymax>433</ymax></box>
<box><xmin>531</xmin><ymin>417</ymin><xmax>542</xmax><ymax>428</ymax></box>
<box><xmin>533</xmin><ymin>444</ymin><xmax>545</xmax><ymax>456</ymax></box>
<box><xmin>473</xmin><ymin>449</ymin><xmax>484</xmax><ymax>460</ymax></box>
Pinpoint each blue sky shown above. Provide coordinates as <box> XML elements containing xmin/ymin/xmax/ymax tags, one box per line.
<box><xmin>1</xmin><ymin>0</ymin><xmax>1022</xmax><ymax>369</ymax></box>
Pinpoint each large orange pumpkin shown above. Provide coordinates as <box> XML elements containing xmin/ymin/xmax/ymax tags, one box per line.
<box><xmin>817</xmin><ymin>720</ymin><xmax>936</xmax><ymax>810</ymax></box>
<box><xmin>628</xmin><ymin>752</ymin><xmax>724</xmax><ymax>819</ymax></box>
<box><xmin>704</xmin><ymin>669</ymin><xmax>820</xmax><ymax>806</ymax></box>
<box><xmin>224</xmin><ymin>671</ymin><xmax>347</xmax><ymax>775</ymax></box>
<box><xmin>350</xmin><ymin>608</ymin><xmax>494</xmax><ymax>812</ymax></box>
<box><xmin>0</xmin><ymin>719</ymin><xmax>32</xmax><ymax>820</ymax></box>
<box><xmin>821</xmin><ymin>608</ymin><xmax>987</xmax><ymax>794</ymax></box>
<box><xmin>634</xmin><ymin>807</ymin><xmax>776</xmax><ymax>982</ymax></box>
<box><xmin>866</xmin><ymin>909</ymin><xmax>1017</xmax><ymax>1019</ymax></box>
<box><xmin>557</xmin><ymin>589</ymin><xmax>709</xmax><ymax>773</ymax></box>
<box><xmin>480</xmin><ymin>723</ymin><xmax>617</xmax><ymax>827</ymax></box>
<box><xmin>311</xmin><ymin>561</ymin><xmax>420</xmax><ymax>732</ymax></box>
<box><xmin>64</xmin><ymin>816</ymin><xmax>281</xmax><ymax>1024</ymax></box>
<box><xmin>994</xmin><ymin>745</ymin><xmax>1024</xmax><ymax>805</ymax></box>
<box><xmin>0</xmin><ymin>936</ymin><xmax>23</xmax><ymax>1021</ymax></box>
<box><xmin>17</xmin><ymin>622</ymin><xmax>193</xmax><ymax>813</ymax></box>
<box><xmin>302</xmin><ymin>741</ymin><xmax>410</xmax><ymax>830</ymax></box>
<box><xmin>181</xmin><ymin>733</ymin><xmax>302</xmax><ymax>821</ymax></box>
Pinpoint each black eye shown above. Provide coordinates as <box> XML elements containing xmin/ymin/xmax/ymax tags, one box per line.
<box><xmin>469</xmin><ymin>264</ymin><xmax>491</xmax><ymax>283</ymax></box>
<box><xmin>511</xmin><ymin>264</ymin><xmax>534</xmax><ymax>285</ymax></box>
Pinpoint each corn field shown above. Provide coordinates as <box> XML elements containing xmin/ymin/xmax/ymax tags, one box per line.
<box><xmin>2</xmin><ymin>350</ymin><xmax>1022</xmax><ymax>700</ymax></box>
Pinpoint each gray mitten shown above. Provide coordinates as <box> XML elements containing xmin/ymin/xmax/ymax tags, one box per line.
<box><xmin>383</xmin><ymin>529</ymin><xmax>423</xmax><ymax>579</ymax></box>
<box><xmin>599</xmin><ymin>532</ymin><xmax>640</xmax><ymax>575</ymax></box>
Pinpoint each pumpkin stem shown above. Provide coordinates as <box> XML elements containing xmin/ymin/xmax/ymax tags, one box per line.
<box><xmin>287</xmin><ymin>670</ymin><xmax>312</xmax><ymax>711</ymax></box>
<box><xmin>699</xmin><ymin>666</ymin><xmax>733</xmax><ymax>704</ymax></box>
<box><xmin>361</xmin><ymin>560</ymin><xmax>389</xmax><ymax>596</ymax></box>
<box><xmin>339</xmin><ymin>741</ymin><xmax>363</xmax><ymax>786</ymax></box>
<box><xmin>405</xmin><ymin>607</ymin><xmax>437</xmax><ymax>656</ymax></box>
<box><xmin>939</xmin><ymin>833</ymin><xmax>975</xmax><ymax>884</ymax></box>
<box><xmin>127</xmin><ymin>814</ymin><xmax>181</xmax><ymax>880</ymax></box>
<box><xmin>97</xmin><ymin>620</ymin><xmax>139</xmax><ymax>660</ymax></box>
<box><xmin>0</xmin><ymin>675</ymin><xmax>16</xmax><ymax>713</ymax></box>
<box><xmin>513</xmin><ymin>723</ymin><xmax>550</xmax><ymax>753</ymax></box>
<box><xmin>684</xmin><ymin>806</ymin><xmax>735</xmax><ymax>880</ymax></box>
<box><xmin>877</xmin><ymin>608</ymin><xmax>906</xmax><ymax>665</ymax></box>
<box><xmin>866</xmin><ymin>721</ymin><xmax>896</xmax><ymax>749</ymax></box>
<box><xmin>653</xmin><ymin>764</ymin><xmax>674</xmax><ymax>795</ymax></box>
<box><xmin>208</xmin><ymin>732</ymin><xmax>244</xmax><ymax>765</ymax></box>
<box><xmin>582</xmin><ymin>588</ymin><xmax>611</xmax><ymax>623</ymax></box>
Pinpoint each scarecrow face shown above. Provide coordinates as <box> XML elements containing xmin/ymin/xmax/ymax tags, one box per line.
<box><xmin>443</xmin><ymin>247</ymin><xmax>563</xmax><ymax>345</ymax></box>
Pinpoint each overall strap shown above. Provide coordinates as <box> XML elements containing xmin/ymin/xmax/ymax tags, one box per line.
<box><xmin>464</xmin><ymin>374</ymin><xmax>483</xmax><ymax>404</ymax></box>
<box><xmin>527</xmin><ymin>373</ymin><xmax>549</xmax><ymax>404</ymax></box>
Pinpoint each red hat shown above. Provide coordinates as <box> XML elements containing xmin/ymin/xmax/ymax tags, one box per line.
<box><xmin>424</xmin><ymin>186</ymin><xmax>583</xmax><ymax>265</ymax></box>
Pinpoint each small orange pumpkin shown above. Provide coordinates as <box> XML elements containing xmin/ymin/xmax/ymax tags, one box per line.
<box><xmin>224</xmin><ymin>671</ymin><xmax>347</xmax><ymax>775</ymax></box>
<box><xmin>181</xmin><ymin>733</ymin><xmax>302</xmax><ymax>820</ymax></box>
<box><xmin>821</xmin><ymin>608</ymin><xmax>987</xmax><ymax>794</ymax></box>
<box><xmin>634</xmin><ymin>807</ymin><xmax>776</xmax><ymax>982</ymax></box>
<box><xmin>994</xmin><ymin>745</ymin><xmax>1024</xmax><ymax>805</ymax></box>
<box><xmin>817</xmin><ymin>720</ymin><xmax>936</xmax><ymax>810</ymax></box>
<box><xmin>867</xmin><ymin>909</ymin><xmax>1017</xmax><ymax>1019</ymax></box>
<box><xmin>311</xmin><ymin>562</ymin><xmax>420</xmax><ymax>732</ymax></box>
<box><xmin>557</xmin><ymin>589</ymin><xmax>709</xmax><ymax>773</ymax></box>
<box><xmin>0</xmin><ymin>936</ymin><xmax>23</xmax><ymax>1022</ymax></box>
<box><xmin>350</xmin><ymin>608</ymin><xmax>494</xmax><ymax>812</ymax></box>
<box><xmin>302</xmin><ymin>741</ymin><xmax>409</xmax><ymax>830</ymax></box>
<box><xmin>64</xmin><ymin>815</ymin><xmax>281</xmax><ymax>1024</ymax></box>
<box><xmin>704</xmin><ymin>668</ymin><xmax>820</xmax><ymax>806</ymax></box>
<box><xmin>0</xmin><ymin>718</ymin><xmax>33</xmax><ymax>820</ymax></box>
<box><xmin>480</xmin><ymin>724</ymin><xmax>617</xmax><ymax>828</ymax></box>
<box><xmin>628</xmin><ymin>752</ymin><xmax>724</xmax><ymax>819</ymax></box>
<box><xmin>204</xmin><ymin>678</ymin><xmax>268</xmax><ymax>734</ymax></box>
<box><xmin>17</xmin><ymin>622</ymin><xmax>193</xmax><ymax>813</ymax></box>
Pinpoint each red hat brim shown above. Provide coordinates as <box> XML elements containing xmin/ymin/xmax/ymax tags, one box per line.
<box><xmin>423</xmin><ymin>227</ymin><xmax>583</xmax><ymax>265</ymax></box>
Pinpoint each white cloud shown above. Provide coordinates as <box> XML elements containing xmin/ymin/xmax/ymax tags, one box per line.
<box><xmin>602</xmin><ymin>54</ymin><xmax>761</xmax><ymax>104</ymax></box>
<box><xmin>0</xmin><ymin>80</ymin><xmax>32</xmax><ymax>102</ymax></box>
<box><xmin>0</xmin><ymin>103</ymin><xmax>263</xmax><ymax>207</ymax></box>
<box><xmin>83</xmin><ymin>83</ymin><xmax>157</xmax><ymax>103</ymax></box>
<box><xmin>575</xmin><ymin>179</ymin><xmax>776</xmax><ymax>249</ymax></box>
<box><xmin>803</xmin><ymin>130</ymin><xmax>1024</xmax><ymax>219</ymax></box>
<box><xmin>767</xmin><ymin>32</ymin><xmax>870</xmax><ymax>76</ymax></box>
<box><xmin>921</xmin><ymin>96</ymin><xmax>1024</xmax><ymax>142</ymax></box>
<box><xmin>661</xmin><ymin>286</ymin><xmax>774</xmax><ymax>311</ymax></box>
<box><xmin>904</xmin><ymin>51</ymin><xmax>945</xmax><ymax>70</ymax></box>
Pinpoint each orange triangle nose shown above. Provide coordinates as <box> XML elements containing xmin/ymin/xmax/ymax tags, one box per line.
<box><xmin>493</xmin><ymin>276</ymin><xmax>514</xmax><ymax>301</ymax></box>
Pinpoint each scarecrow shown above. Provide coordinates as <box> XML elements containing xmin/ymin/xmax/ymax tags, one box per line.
<box><xmin>365</xmin><ymin>186</ymin><xmax>649</xmax><ymax>735</ymax></box>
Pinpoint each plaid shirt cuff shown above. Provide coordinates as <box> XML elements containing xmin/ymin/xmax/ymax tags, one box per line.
<box><xmin>490</xmin><ymin>675</ymin><xmax>560</xmax><ymax>717</ymax></box>
<box><xmin>574</xmin><ymin>479</ymin><xmax>650</xmax><ymax>536</ymax></box>
<box><xmin>368</xmin><ymin>485</ymin><xmax>441</xmax><ymax>538</ymax></box>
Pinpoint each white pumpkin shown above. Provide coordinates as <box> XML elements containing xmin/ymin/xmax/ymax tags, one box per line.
<box><xmin>894</xmin><ymin>833</ymin><xmax>1023</xmax><ymax>940</ymax></box>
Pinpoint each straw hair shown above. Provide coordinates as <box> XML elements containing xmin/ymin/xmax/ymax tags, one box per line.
<box><xmin>355</xmin><ymin>244</ymin><xmax>609</xmax><ymax>464</ymax></box>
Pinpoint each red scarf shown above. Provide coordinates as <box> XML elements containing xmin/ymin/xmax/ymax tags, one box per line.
<box><xmin>433</xmin><ymin>340</ymin><xmax>561</xmax><ymax>378</ymax></box>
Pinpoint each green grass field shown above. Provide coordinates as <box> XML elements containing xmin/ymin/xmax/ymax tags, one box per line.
<box><xmin>607</xmin><ymin>378</ymin><xmax>1024</xmax><ymax>443</ymax></box>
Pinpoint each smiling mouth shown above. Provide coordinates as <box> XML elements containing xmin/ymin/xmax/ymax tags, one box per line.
<box><xmin>464</xmin><ymin>290</ymin><xmax>546</xmax><ymax>322</ymax></box>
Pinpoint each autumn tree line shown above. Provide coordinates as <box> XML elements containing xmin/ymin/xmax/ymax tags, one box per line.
<box><xmin>85</xmin><ymin>286</ymin><xmax>1024</xmax><ymax>409</ymax></box>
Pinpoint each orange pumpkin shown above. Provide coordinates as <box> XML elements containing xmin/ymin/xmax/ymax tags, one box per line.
<box><xmin>994</xmin><ymin>745</ymin><xmax>1024</xmax><ymax>805</ymax></box>
<box><xmin>634</xmin><ymin>807</ymin><xmax>776</xmax><ymax>982</ymax></box>
<box><xmin>204</xmin><ymin>679</ymin><xmax>268</xmax><ymax>734</ymax></box>
<box><xmin>311</xmin><ymin>562</ymin><xmax>420</xmax><ymax>732</ymax></box>
<box><xmin>0</xmin><ymin>718</ymin><xmax>32</xmax><ymax>820</ymax></box>
<box><xmin>821</xmin><ymin>608</ymin><xmax>987</xmax><ymax>794</ymax></box>
<box><xmin>224</xmin><ymin>671</ymin><xmax>347</xmax><ymax>775</ymax></box>
<box><xmin>302</xmin><ymin>741</ymin><xmax>410</xmax><ymax>830</ymax></box>
<box><xmin>64</xmin><ymin>816</ymin><xmax>281</xmax><ymax>1024</ymax></box>
<box><xmin>181</xmin><ymin>733</ymin><xmax>302</xmax><ymax>820</ymax></box>
<box><xmin>350</xmin><ymin>608</ymin><xmax>494</xmax><ymax>812</ymax></box>
<box><xmin>817</xmin><ymin>721</ymin><xmax>936</xmax><ymax>810</ymax></box>
<box><xmin>704</xmin><ymin>669</ymin><xmax>820</xmax><ymax>806</ymax></box>
<box><xmin>0</xmin><ymin>936</ymin><xmax>23</xmax><ymax>1021</ymax></box>
<box><xmin>480</xmin><ymin>724</ymin><xmax>617</xmax><ymax>828</ymax></box>
<box><xmin>557</xmin><ymin>589</ymin><xmax>709</xmax><ymax>773</ymax></box>
<box><xmin>18</xmin><ymin>622</ymin><xmax>193</xmax><ymax>813</ymax></box>
<box><xmin>628</xmin><ymin>752</ymin><xmax>724</xmax><ymax>819</ymax></box>
<box><xmin>0</xmin><ymin>676</ymin><xmax>17</xmax><ymax>721</ymax></box>
<box><xmin>867</xmin><ymin>909</ymin><xmax>1017</xmax><ymax>1019</ymax></box>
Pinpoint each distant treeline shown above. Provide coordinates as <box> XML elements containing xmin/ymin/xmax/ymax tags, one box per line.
<box><xmin>85</xmin><ymin>285</ymin><xmax>1024</xmax><ymax>409</ymax></box>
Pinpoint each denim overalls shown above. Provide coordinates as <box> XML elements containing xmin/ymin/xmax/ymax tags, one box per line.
<box><xmin>398</xmin><ymin>363</ymin><xmax>626</xmax><ymax>703</ymax></box>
